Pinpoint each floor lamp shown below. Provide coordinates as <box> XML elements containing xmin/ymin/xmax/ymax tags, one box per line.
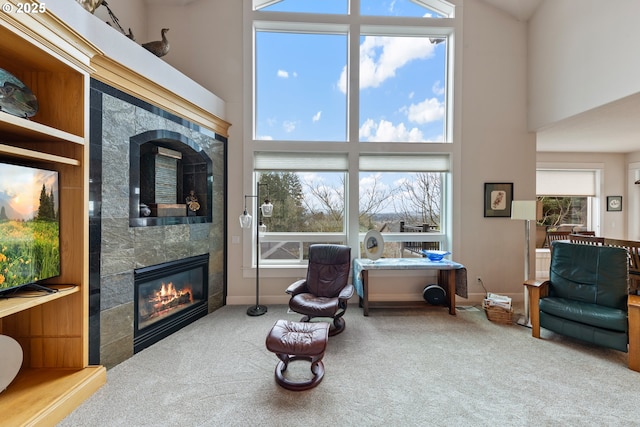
<box><xmin>239</xmin><ymin>182</ymin><xmax>273</xmax><ymax>317</ymax></box>
<box><xmin>511</xmin><ymin>200</ymin><xmax>537</xmax><ymax>327</ymax></box>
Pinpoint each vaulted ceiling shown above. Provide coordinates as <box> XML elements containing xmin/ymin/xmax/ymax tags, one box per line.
<box><xmin>480</xmin><ymin>0</ymin><xmax>543</xmax><ymax>21</ymax></box>
<box><xmin>480</xmin><ymin>0</ymin><xmax>638</xmax><ymax>154</ymax></box>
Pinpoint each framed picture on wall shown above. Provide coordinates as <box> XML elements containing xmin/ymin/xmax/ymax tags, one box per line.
<box><xmin>607</xmin><ymin>196</ymin><xmax>622</xmax><ymax>212</ymax></box>
<box><xmin>484</xmin><ymin>183</ymin><xmax>513</xmax><ymax>217</ymax></box>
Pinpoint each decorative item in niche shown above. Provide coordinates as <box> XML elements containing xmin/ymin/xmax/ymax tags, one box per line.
<box><xmin>186</xmin><ymin>190</ymin><xmax>200</xmax><ymax>216</ymax></box>
<box><xmin>142</xmin><ymin>28</ymin><xmax>170</xmax><ymax>57</ymax></box>
<box><xmin>484</xmin><ymin>182</ymin><xmax>513</xmax><ymax>217</ymax></box>
<box><xmin>139</xmin><ymin>203</ymin><xmax>151</xmax><ymax>217</ymax></box>
<box><xmin>0</xmin><ymin>68</ymin><xmax>38</xmax><ymax>119</ymax></box>
<box><xmin>607</xmin><ymin>196</ymin><xmax>622</xmax><ymax>212</ymax></box>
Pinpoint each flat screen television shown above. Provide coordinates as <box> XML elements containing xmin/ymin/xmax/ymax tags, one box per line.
<box><xmin>0</xmin><ymin>160</ymin><xmax>60</xmax><ymax>295</ymax></box>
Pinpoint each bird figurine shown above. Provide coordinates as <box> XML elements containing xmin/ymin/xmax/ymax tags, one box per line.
<box><xmin>76</xmin><ymin>0</ymin><xmax>103</xmax><ymax>14</ymax></box>
<box><xmin>142</xmin><ymin>28</ymin><xmax>170</xmax><ymax>57</ymax></box>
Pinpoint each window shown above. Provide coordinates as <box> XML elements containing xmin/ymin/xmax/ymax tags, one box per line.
<box><xmin>246</xmin><ymin>0</ymin><xmax>456</xmax><ymax>265</ymax></box>
<box><xmin>256</xmin><ymin>0</ymin><xmax>454</xmax><ymax>17</ymax></box>
<box><xmin>358</xmin><ymin>34</ymin><xmax>447</xmax><ymax>142</ymax></box>
<box><xmin>537</xmin><ymin>196</ymin><xmax>589</xmax><ymax>229</ymax></box>
<box><xmin>360</xmin><ymin>0</ymin><xmax>451</xmax><ymax>17</ymax></box>
<box><xmin>536</xmin><ymin>168</ymin><xmax>600</xmax><ymax>234</ymax></box>
<box><xmin>255</xmin><ymin>31</ymin><xmax>347</xmax><ymax>141</ymax></box>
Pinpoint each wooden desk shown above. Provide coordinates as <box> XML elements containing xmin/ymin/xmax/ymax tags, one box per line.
<box><xmin>352</xmin><ymin>258</ymin><xmax>465</xmax><ymax>316</ymax></box>
<box><xmin>629</xmin><ymin>295</ymin><xmax>640</xmax><ymax>372</ymax></box>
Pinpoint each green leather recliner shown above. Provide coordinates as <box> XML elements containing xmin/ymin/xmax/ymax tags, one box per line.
<box><xmin>526</xmin><ymin>241</ymin><xmax>629</xmax><ymax>352</ymax></box>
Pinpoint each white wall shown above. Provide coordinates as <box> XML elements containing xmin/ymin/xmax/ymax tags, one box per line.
<box><xmin>97</xmin><ymin>0</ymin><xmax>536</xmax><ymax>305</ymax></box>
<box><xmin>528</xmin><ymin>0</ymin><xmax>640</xmax><ymax>131</ymax></box>
<box><xmin>458</xmin><ymin>0</ymin><xmax>536</xmax><ymax>301</ymax></box>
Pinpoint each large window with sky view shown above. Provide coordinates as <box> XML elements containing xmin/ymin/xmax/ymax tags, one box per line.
<box><xmin>247</xmin><ymin>0</ymin><xmax>455</xmax><ymax>264</ymax></box>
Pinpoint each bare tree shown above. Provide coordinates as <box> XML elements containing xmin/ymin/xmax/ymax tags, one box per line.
<box><xmin>301</xmin><ymin>176</ymin><xmax>344</xmax><ymax>231</ymax></box>
<box><xmin>393</xmin><ymin>173</ymin><xmax>441</xmax><ymax>227</ymax></box>
<box><xmin>358</xmin><ymin>173</ymin><xmax>395</xmax><ymax>230</ymax></box>
<box><xmin>301</xmin><ymin>174</ymin><xmax>396</xmax><ymax>232</ymax></box>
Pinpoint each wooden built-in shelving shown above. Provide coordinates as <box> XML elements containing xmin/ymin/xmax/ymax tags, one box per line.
<box><xmin>0</xmin><ymin>143</ymin><xmax>80</xmax><ymax>166</ymax></box>
<box><xmin>0</xmin><ymin>5</ymin><xmax>105</xmax><ymax>426</ymax></box>
<box><xmin>0</xmin><ymin>286</ymin><xmax>79</xmax><ymax>319</ymax></box>
<box><xmin>0</xmin><ymin>114</ymin><xmax>85</xmax><ymax>146</ymax></box>
<box><xmin>0</xmin><ymin>367</ymin><xmax>105</xmax><ymax>427</ymax></box>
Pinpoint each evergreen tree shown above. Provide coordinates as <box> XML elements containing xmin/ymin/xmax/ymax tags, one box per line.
<box><xmin>49</xmin><ymin>188</ymin><xmax>56</xmax><ymax>220</ymax></box>
<box><xmin>0</xmin><ymin>205</ymin><xmax>7</xmax><ymax>221</ymax></box>
<box><xmin>258</xmin><ymin>172</ymin><xmax>306</xmax><ymax>232</ymax></box>
<box><xmin>37</xmin><ymin>184</ymin><xmax>56</xmax><ymax>221</ymax></box>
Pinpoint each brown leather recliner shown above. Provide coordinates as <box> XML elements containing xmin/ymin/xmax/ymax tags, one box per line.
<box><xmin>286</xmin><ymin>244</ymin><xmax>354</xmax><ymax>336</ymax></box>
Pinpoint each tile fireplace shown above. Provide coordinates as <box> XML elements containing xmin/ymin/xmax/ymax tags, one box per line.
<box><xmin>88</xmin><ymin>79</ymin><xmax>226</xmax><ymax>368</ymax></box>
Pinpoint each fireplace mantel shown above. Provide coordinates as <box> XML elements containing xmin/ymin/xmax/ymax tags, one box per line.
<box><xmin>39</xmin><ymin>1</ymin><xmax>231</xmax><ymax>137</ymax></box>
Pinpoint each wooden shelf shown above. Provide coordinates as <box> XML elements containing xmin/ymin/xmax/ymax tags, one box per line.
<box><xmin>0</xmin><ymin>143</ymin><xmax>80</xmax><ymax>166</ymax></box>
<box><xmin>0</xmin><ymin>285</ymin><xmax>79</xmax><ymax>319</ymax></box>
<box><xmin>0</xmin><ymin>367</ymin><xmax>106</xmax><ymax>427</ymax></box>
<box><xmin>0</xmin><ymin>114</ymin><xmax>84</xmax><ymax>146</ymax></box>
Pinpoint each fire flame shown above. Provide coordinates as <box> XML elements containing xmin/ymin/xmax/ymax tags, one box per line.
<box><xmin>149</xmin><ymin>281</ymin><xmax>193</xmax><ymax>314</ymax></box>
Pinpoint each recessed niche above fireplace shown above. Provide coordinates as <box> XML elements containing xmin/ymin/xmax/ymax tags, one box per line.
<box><xmin>129</xmin><ymin>130</ymin><xmax>213</xmax><ymax>227</ymax></box>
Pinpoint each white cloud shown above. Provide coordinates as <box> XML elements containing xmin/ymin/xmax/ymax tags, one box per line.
<box><xmin>312</xmin><ymin>111</ymin><xmax>322</xmax><ymax>122</ymax></box>
<box><xmin>359</xmin><ymin>118</ymin><xmax>425</xmax><ymax>142</ymax></box>
<box><xmin>432</xmin><ymin>80</ymin><xmax>445</xmax><ymax>96</ymax></box>
<box><xmin>283</xmin><ymin>121</ymin><xmax>296</xmax><ymax>133</ymax></box>
<box><xmin>300</xmin><ymin>172</ymin><xmax>323</xmax><ymax>182</ymax></box>
<box><xmin>393</xmin><ymin>176</ymin><xmax>410</xmax><ymax>187</ymax></box>
<box><xmin>277</xmin><ymin>69</ymin><xmax>289</xmax><ymax>78</ymax></box>
<box><xmin>337</xmin><ymin>68</ymin><xmax>348</xmax><ymax>93</ymax></box>
<box><xmin>359</xmin><ymin>172</ymin><xmax>389</xmax><ymax>191</ymax></box>
<box><xmin>338</xmin><ymin>36</ymin><xmax>435</xmax><ymax>94</ymax></box>
<box><xmin>256</xmin><ymin>135</ymin><xmax>273</xmax><ymax>140</ymax></box>
<box><xmin>401</xmin><ymin>97</ymin><xmax>444</xmax><ymax>124</ymax></box>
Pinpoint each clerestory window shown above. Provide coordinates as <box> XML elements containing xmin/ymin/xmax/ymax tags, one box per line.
<box><xmin>245</xmin><ymin>0</ymin><xmax>456</xmax><ymax>266</ymax></box>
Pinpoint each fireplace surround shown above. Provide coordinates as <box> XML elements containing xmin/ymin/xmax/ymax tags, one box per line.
<box><xmin>89</xmin><ymin>79</ymin><xmax>227</xmax><ymax>368</ymax></box>
<box><xmin>134</xmin><ymin>254</ymin><xmax>209</xmax><ymax>353</ymax></box>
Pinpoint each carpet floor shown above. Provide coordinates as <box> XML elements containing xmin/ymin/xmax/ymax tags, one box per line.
<box><xmin>59</xmin><ymin>304</ymin><xmax>638</xmax><ymax>426</ymax></box>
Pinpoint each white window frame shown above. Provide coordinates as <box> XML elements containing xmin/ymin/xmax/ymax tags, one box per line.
<box><xmin>243</xmin><ymin>0</ymin><xmax>458</xmax><ymax>271</ymax></box>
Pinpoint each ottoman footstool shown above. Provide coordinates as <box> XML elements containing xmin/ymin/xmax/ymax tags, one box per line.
<box><xmin>265</xmin><ymin>320</ymin><xmax>330</xmax><ymax>391</ymax></box>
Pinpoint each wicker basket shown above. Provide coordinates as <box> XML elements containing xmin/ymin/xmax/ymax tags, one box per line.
<box><xmin>484</xmin><ymin>305</ymin><xmax>513</xmax><ymax>324</ymax></box>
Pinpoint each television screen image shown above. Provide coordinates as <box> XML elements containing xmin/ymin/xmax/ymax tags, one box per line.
<box><xmin>0</xmin><ymin>161</ymin><xmax>60</xmax><ymax>295</ymax></box>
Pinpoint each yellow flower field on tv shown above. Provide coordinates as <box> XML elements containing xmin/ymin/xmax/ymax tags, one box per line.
<box><xmin>0</xmin><ymin>220</ymin><xmax>60</xmax><ymax>289</ymax></box>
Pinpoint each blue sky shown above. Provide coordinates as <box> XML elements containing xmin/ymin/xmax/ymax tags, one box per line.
<box><xmin>255</xmin><ymin>0</ymin><xmax>446</xmax><ymax>143</ymax></box>
<box><xmin>0</xmin><ymin>163</ymin><xmax>58</xmax><ymax>220</ymax></box>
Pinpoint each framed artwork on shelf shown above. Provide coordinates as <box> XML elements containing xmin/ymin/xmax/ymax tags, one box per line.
<box><xmin>607</xmin><ymin>196</ymin><xmax>622</xmax><ymax>212</ymax></box>
<box><xmin>484</xmin><ymin>182</ymin><xmax>513</xmax><ymax>217</ymax></box>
